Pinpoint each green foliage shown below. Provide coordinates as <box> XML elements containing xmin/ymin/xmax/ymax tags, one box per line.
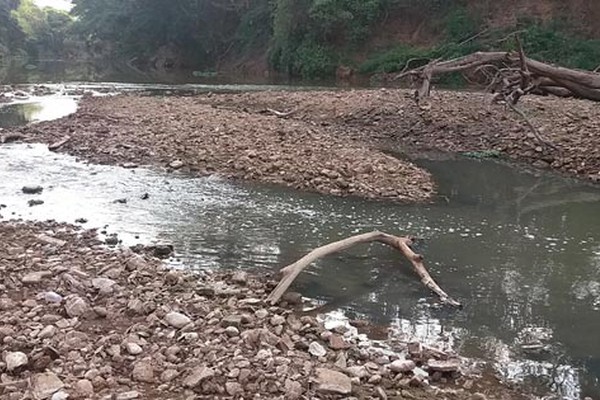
<box><xmin>235</xmin><ymin>0</ymin><xmax>272</xmax><ymax>51</ymax></box>
<box><xmin>360</xmin><ymin>12</ymin><xmax>599</xmax><ymax>84</ymax></box>
<box><xmin>517</xmin><ymin>23</ymin><xmax>600</xmax><ymax>71</ymax></box>
<box><xmin>0</xmin><ymin>0</ymin><xmax>25</xmax><ymax>58</ymax></box>
<box><xmin>309</xmin><ymin>0</ymin><xmax>382</xmax><ymax>44</ymax></box>
<box><xmin>10</xmin><ymin>0</ymin><xmax>596</xmax><ymax>81</ymax></box>
<box><xmin>359</xmin><ymin>45</ymin><xmax>432</xmax><ymax>74</ymax></box>
<box><xmin>293</xmin><ymin>40</ymin><xmax>335</xmax><ymax>78</ymax></box>
<box><xmin>444</xmin><ymin>6</ymin><xmax>480</xmax><ymax>42</ymax></box>
<box><xmin>11</xmin><ymin>0</ymin><xmax>73</xmax><ymax>58</ymax></box>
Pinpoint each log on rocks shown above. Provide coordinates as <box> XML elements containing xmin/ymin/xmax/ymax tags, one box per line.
<box><xmin>398</xmin><ymin>50</ymin><xmax>600</xmax><ymax>103</ymax></box>
<box><xmin>266</xmin><ymin>231</ymin><xmax>461</xmax><ymax>307</ymax></box>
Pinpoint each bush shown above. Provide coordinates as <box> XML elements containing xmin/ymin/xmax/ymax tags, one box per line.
<box><xmin>292</xmin><ymin>40</ymin><xmax>336</xmax><ymax>79</ymax></box>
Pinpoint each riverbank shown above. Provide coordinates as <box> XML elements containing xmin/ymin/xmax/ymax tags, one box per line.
<box><xmin>0</xmin><ymin>220</ymin><xmax>529</xmax><ymax>400</ymax></box>
<box><xmin>6</xmin><ymin>88</ymin><xmax>599</xmax><ymax>205</ymax></box>
<box><xmin>8</xmin><ymin>94</ymin><xmax>434</xmax><ymax>203</ymax></box>
<box><xmin>207</xmin><ymin>89</ymin><xmax>600</xmax><ymax>183</ymax></box>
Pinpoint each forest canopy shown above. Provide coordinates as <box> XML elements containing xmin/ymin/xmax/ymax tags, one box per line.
<box><xmin>1</xmin><ymin>0</ymin><xmax>599</xmax><ymax>79</ymax></box>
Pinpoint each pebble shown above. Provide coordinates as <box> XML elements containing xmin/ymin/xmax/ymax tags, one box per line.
<box><xmin>22</xmin><ymin>185</ymin><xmax>43</xmax><ymax>194</ymax></box>
<box><xmin>64</xmin><ymin>295</ymin><xmax>89</xmax><ymax>318</ymax></box>
<box><xmin>0</xmin><ymin>221</ymin><xmax>476</xmax><ymax>400</ymax></box>
<box><xmin>165</xmin><ymin>311</ymin><xmax>192</xmax><ymax>328</ymax></box>
<box><xmin>270</xmin><ymin>315</ymin><xmax>285</xmax><ymax>326</ymax></box>
<box><xmin>75</xmin><ymin>379</ymin><xmax>94</xmax><ymax>397</ymax></box>
<box><xmin>169</xmin><ymin>159</ymin><xmax>184</xmax><ymax>169</ymax></box>
<box><xmin>32</xmin><ymin>372</ymin><xmax>64</xmax><ymax>399</ymax></box>
<box><xmin>132</xmin><ymin>360</ymin><xmax>154</xmax><ymax>383</ymax></box>
<box><xmin>225</xmin><ymin>326</ymin><xmax>240</xmax><ymax>337</ymax></box>
<box><xmin>389</xmin><ymin>359</ymin><xmax>416</xmax><ymax>373</ymax></box>
<box><xmin>183</xmin><ymin>366</ymin><xmax>215</xmax><ymax>388</ymax></box>
<box><xmin>22</xmin><ymin>271</ymin><xmax>51</xmax><ymax>284</ymax></box>
<box><xmin>316</xmin><ymin>368</ymin><xmax>352</xmax><ymax>395</ymax></box>
<box><xmin>160</xmin><ymin>369</ymin><xmax>179</xmax><ymax>382</ymax></box>
<box><xmin>125</xmin><ymin>342</ymin><xmax>143</xmax><ymax>355</ymax></box>
<box><xmin>5</xmin><ymin>351</ymin><xmax>28</xmax><ymax>371</ymax></box>
<box><xmin>308</xmin><ymin>341</ymin><xmax>327</xmax><ymax>357</ymax></box>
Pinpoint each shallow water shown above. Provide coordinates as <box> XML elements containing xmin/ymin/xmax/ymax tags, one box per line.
<box><xmin>1</xmin><ymin>91</ymin><xmax>599</xmax><ymax>399</ymax></box>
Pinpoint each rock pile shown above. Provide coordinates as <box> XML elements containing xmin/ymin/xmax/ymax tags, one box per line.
<box><xmin>0</xmin><ymin>220</ymin><xmax>520</xmax><ymax>400</ymax></box>
<box><xmin>9</xmin><ymin>94</ymin><xmax>434</xmax><ymax>203</ymax></box>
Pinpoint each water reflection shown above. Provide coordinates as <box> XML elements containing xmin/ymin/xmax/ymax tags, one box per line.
<box><xmin>0</xmin><ymin>97</ymin><xmax>77</xmax><ymax>128</ymax></box>
<box><xmin>1</xmin><ymin>142</ymin><xmax>599</xmax><ymax>397</ymax></box>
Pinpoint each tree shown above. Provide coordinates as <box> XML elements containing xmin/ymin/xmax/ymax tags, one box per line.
<box><xmin>0</xmin><ymin>0</ymin><xmax>25</xmax><ymax>58</ymax></box>
<box><xmin>11</xmin><ymin>0</ymin><xmax>73</xmax><ymax>59</ymax></box>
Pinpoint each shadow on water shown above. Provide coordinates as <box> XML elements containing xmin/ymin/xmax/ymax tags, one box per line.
<box><xmin>1</xmin><ymin>91</ymin><xmax>599</xmax><ymax>399</ymax></box>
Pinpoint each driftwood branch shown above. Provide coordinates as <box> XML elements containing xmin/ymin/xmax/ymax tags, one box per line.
<box><xmin>266</xmin><ymin>231</ymin><xmax>461</xmax><ymax>307</ymax></box>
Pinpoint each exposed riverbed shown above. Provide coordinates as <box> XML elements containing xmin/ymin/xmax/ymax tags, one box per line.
<box><xmin>1</xmin><ymin>89</ymin><xmax>600</xmax><ymax>399</ymax></box>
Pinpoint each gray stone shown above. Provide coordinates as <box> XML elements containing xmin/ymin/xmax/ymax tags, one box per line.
<box><xmin>269</xmin><ymin>315</ymin><xmax>286</xmax><ymax>326</ymax></box>
<box><xmin>51</xmin><ymin>391</ymin><xmax>68</xmax><ymax>400</ymax></box>
<box><xmin>64</xmin><ymin>295</ymin><xmax>89</xmax><ymax>318</ymax></box>
<box><xmin>284</xmin><ymin>379</ymin><xmax>303</xmax><ymax>400</ymax></box>
<box><xmin>222</xmin><ymin>314</ymin><xmax>243</xmax><ymax>328</ymax></box>
<box><xmin>22</xmin><ymin>185</ymin><xmax>43</xmax><ymax>194</ymax></box>
<box><xmin>316</xmin><ymin>368</ymin><xmax>352</xmax><ymax>395</ymax></box>
<box><xmin>125</xmin><ymin>342</ymin><xmax>143</xmax><ymax>355</ymax></box>
<box><xmin>132</xmin><ymin>360</ymin><xmax>154</xmax><ymax>383</ymax></box>
<box><xmin>5</xmin><ymin>351</ymin><xmax>28</xmax><ymax>371</ymax></box>
<box><xmin>92</xmin><ymin>277</ymin><xmax>117</xmax><ymax>294</ymax></box>
<box><xmin>346</xmin><ymin>366</ymin><xmax>369</xmax><ymax>379</ymax></box>
<box><xmin>376</xmin><ymin>386</ymin><xmax>388</xmax><ymax>400</ymax></box>
<box><xmin>225</xmin><ymin>382</ymin><xmax>243</xmax><ymax>396</ymax></box>
<box><xmin>389</xmin><ymin>359</ymin><xmax>416</xmax><ymax>373</ymax></box>
<box><xmin>40</xmin><ymin>291</ymin><xmax>63</xmax><ymax>303</ymax></box>
<box><xmin>231</xmin><ymin>271</ymin><xmax>248</xmax><ymax>284</ymax></box>
<box><xmin>165</xmin><ymin>311</ymin><xmax>191</xmax><ymax>328</ymax></box>
<box><xmin>32</xmin><ymin>372</ymin><xmax>64</xmax><ymax>399</ymax></box>
<box><xmin>308</xmin><ymin>341</ymin><xmax>327</xmax><ymax>357</ymax></box>
<box><xmin>281</xmin><ymin>292</ymin><xmax>303</xmax><ymax>304</ymax></box>
<box><xmin>335</xmin><ymin>352</ymin><xmax>347</xmax><ymax>369</ymax></box>
<box><xmin>38</xmin><ymin>325</ymin><xmax>57</xmax><ymax>339</ymax></box>
<box><xmin>225</xmin><ymin>326</ymin><xmax>240</xmax><ymax>337</ymax></box>
<box><xmin>22</xmin><ymin>271</ymin><xmax>51</xmax><ymax>284</ymax></box>
<box><xmin>427</xmin><ymin>358</ymin><xmax>461</xmax><ymax>372</ymax></box>
<box><xmin>169</xmin><ymin>160</ymin><xmax>184</xmax><ymax>169</ymax></box>
<box><xmin>114</xmin><ymin>391</ymin><xmax>140</xmax><ymax>400</ymax></box>
<box><xmin>183</xmin><ymin>366</ymin><xmax>214</xmax><ymax>388</ymax></box>
<box><xmin>160</xmin><ymin>369</ymin><xmax>179</xmax><ymax>383</ymax></box>
<box><xmin>75</xmin><ymin>379</ymin><xmax>94</xmax><ymax>397</ymax></box>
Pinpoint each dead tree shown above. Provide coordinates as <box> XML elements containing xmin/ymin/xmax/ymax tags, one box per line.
<box><xmin>394</xmin><ymin>38</ymin><xmax>600</xmax><ymax>148</ymax></box>
<box><xmin>397</xmin><ymin>46</ymin><xmax>600</xmax><ymax>104</ymax></box>
<box><xmin>267</xmin><ymin>231</ymin><xmax>461</xmax><ymax>307</ymax></box>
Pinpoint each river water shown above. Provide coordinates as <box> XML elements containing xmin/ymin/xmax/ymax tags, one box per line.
<box><xmin>1</xmin><ymin>86</ymin><xmax>599</xmax><ymax>399</ymax></box>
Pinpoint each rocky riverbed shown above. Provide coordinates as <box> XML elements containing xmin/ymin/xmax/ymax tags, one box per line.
<box><xmin>6</xmin><ymin>93</ymin><xmax>434</xmax><ymax>203</ymax></box>
<box><xmin>206</xmin><ymin>89</ymin><xmax>600</xmax><ymax>183</ymax></box>
<box><xmin>0</xmin><ymin>220</ymin><xmax>529</xmax><ymax>400</ymax></box>
<box><xmin>5</xmin><ymin>88</ymin><xmax>599</xmax><ymax>206</ymax></box>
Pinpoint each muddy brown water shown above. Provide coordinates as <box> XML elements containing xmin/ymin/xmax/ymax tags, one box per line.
<box><xmin>1</xmin><ymin>87</ymin><xmax>599</xmax><ymax>399</ymax></box>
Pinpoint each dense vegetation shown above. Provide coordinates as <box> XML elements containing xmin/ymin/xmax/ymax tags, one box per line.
<box><xmin>1</xmin><ymin>0</ymin><xmax>598</xmax><ymax>80</ymax></box>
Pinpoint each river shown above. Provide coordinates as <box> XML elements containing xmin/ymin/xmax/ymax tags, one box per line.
<box><xmin>1</xmin><ymin>78</ymin><xmax>599</xmax><ymax>399</ymax></box>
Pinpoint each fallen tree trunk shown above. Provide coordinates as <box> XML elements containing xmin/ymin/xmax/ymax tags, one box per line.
<box><xmin>398</xmin><ymin>50</ymin><xmax>600</xmax><ymax>103</ymax></box>
<box><xmin>266</xmin><ymin>231</ymin><xmax>461</xmax><ymax>307</ymax></box>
